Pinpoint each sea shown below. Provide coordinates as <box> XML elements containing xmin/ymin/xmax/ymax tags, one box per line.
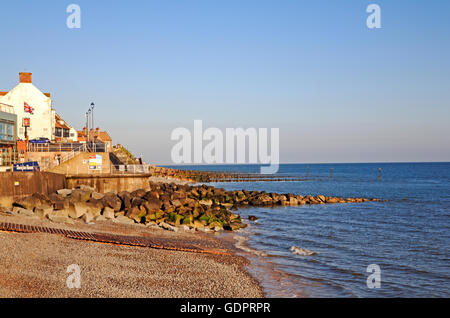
<box><xmin>164</xmin><ymin>163</ymin><xmax>450</xmax><ymax>297</ymax></box>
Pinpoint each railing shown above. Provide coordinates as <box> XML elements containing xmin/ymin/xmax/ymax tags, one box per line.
<box><xmin>111</xmin><ymin>164</ymin><xmax>149</xmax><ymax>174</ymax></box>
<box><xmin>27</xmin><ymin>142</ymin><xmax>107</xmax><ymax>153</ymax></box>
<box><xmin>0</xmin><ymin>103</ymin><xmax>15</xmax><ymax>114</ymax></box>
<box><xmin>40</xmin><ymin>143</ymin><xmax>87</xmax><ymax>171</ymax></box>
<box><xmin>28</xmin><ymin>143</ymin><xmax>82</xmax><ymax>152</ymax></box>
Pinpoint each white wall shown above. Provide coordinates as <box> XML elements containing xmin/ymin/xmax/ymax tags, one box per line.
<box><xmin>0</xmin><ymin>83</ymin><xmax>53</xmax><ymax>140</ymax></box>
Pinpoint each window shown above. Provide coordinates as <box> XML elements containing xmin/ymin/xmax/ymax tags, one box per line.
<box><xmin>55</xmin><ymin>127</ymin><xmax>62</xmax><ymax>137</ymax></box>
<box><xmin>63</xmin><ymin>129</ymin><xmax>70</xmax><ymax>138</ymax></box>
<box><xmin>0</xmin><ymin>120</ymin><xmax>15</xmax><ymax>142</ymax></box>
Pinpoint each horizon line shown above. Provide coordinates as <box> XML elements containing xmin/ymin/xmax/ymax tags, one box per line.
<box><xmin>156</xmin><ymin>161</ymin><xmax>450</xmax><ymax>166</ymax></box>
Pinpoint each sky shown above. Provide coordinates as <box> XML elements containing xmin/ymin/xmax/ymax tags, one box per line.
<box><xmin>0</xmin><ymin>0</ymin><xmax>449</xmax><ymax>164</ymax></box>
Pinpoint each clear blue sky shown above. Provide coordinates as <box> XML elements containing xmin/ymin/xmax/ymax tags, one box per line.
<box><xmin>1</xmin><ymin>0</ymin><xmax>449</xmax><ymax>164</ymax></box>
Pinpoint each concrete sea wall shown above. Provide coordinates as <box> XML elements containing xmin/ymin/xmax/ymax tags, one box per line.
<box><xmin>66</xmin><ymin>174</ymin><xmax>152</xmax><ymax>193</ymax></box>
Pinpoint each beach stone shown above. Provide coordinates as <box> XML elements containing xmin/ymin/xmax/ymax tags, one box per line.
<box><xmin>159</xmin><ymin>222</ymin><xmax>178</xmax><ymax>232</ymax></box>
<box><xmin>47</xmin><ymin>210</ymin><xmax>72</xmax><ymax>224</ymax></box>
<box><xmin>95</xmin><ymin>215</ymin><xmax>107</xmax><ymax>221</ymax></box>
<box><xmin>91</xmin><ymin>192</ymin><xmax>104</xmax><ymax>200</ymax></box>
<box><xmin>208</xmin><ymin>221</ymin><xmax>223</xmax><ymax>230</ymax></box>
<box><xmin>86</xmin><ymin>200</ymin><xmax>103</xmax><ymax>217</ymax></box>
<box><xmin>35</xmin><ymin>206</ymin><xmax>53</xmax><ymax>219</ymax></box>
<box><xmin>71</xmin><ymin>189</ymin><xmax>91</xmax><ymax>202</ymax></box>
<box><xmin>14</xmin><ymin>196</ymin><xmax>41</xmax><ymax>211</ymax></box>
<box><xmin>143</xmin><ymin>191</ymin><xmax>160</xmax><ymax>201</ymax></box>
<box><xmin>102</xmin><ymin>207</ymin><xmax>115</xmax><ymax>219</ymax></box>
<box><xmin>48</xmin><ymin>193</ymin><xmax>63</xmax><ymax>203</ymax></box>
<box><xmin>171</xmin><ymin>199</ymin><xmax>182</xmax><ymax>208</ymax></box>
<box><xmin>53</xmin><ymin>199</ymin><xmax>69</xmax><ymax>211</ymax></box>
<box><xmin>118</xmin><ymin>191</ymin><xmax>132</xmax><ymax>209</ymax></box>
<box><xmin>102</xmin><ymin>193</ymin><xmax>122</xmax><ymax>211</ymax></box>
<box><xmin>69</xmin><ymin>202</ymin><xmax>88</xmax><ymax>219</ymax></box>
<box><xmin>57</xmin><ymin>189</ymin><xmax>72</xmax><ymax>197</ymax></box>
<box><xmin>113</xmin><ymin>215</ymin><xmax>135</xmax><ymax>225</ymax></box>
<box><xmin>126</xmin><ymin>206</ymin><xmax>146</xmax><ymax>223</ymax></box>
<box><xmin>180</xmin><ymin>225</ymin><xmax>190</xmax><ymax>231</ymax></box>
<box><xmin>77</xmin><ymin>185</ymin><xmax>95</xmax><ymax>193</ymax></box>
<box><xmin>145</xmin><ymin>198</ymin><xmax>161</xmax><ymax>212</ymax></box>
<box><xmin>248</xmin><ymin>215</ymin><xmax>258</xmax><ymax>221</ymax></box>
<box><xmin>131</xmin><ymin>189</ymin><xmax>146</xmax><ymax>198</ymax></box>
<box><xmin>193</xmin><ymin>220</ymin><xmax>204</xmax><ymax>229</ymax></box>
<box><xmin>199</xmin><ymin>199</ymin><xmax>212</xmax><ymax>206</ymax></box>
<box><xmin>131</xmin><ymin>197</ymin><xmax>146</xmax><ymax>208</ymax></box>
<box><xmin>316</xmin><ymin>195</ymin><xmax>326</xmax><ymax>203</ymax></box>
<box><xmin>326</xmin><ymin>197</ymin><xmax>339</xmax><ymax>204</ymax></box>
<box><xmin>82</xmin><ymin>212</ymin><xmax>94</xmax><ymax>223</ymax></box>
<box><xmin>14</xmin><ymin>207</ymin><xmax>34</xmax><ymax>216</ymax></box>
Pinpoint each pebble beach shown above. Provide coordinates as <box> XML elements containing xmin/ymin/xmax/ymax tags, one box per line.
<box><xmin>0</xmin><ymin>213</ymin><xmax>263</xmax><ymax>298</ymax></box>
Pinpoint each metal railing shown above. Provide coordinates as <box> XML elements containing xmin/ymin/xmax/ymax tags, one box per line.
<box><xmin>111</xmin><ymin>164</ymin><xmax>149</xmax><ymax>174</ymax></box>
<box><xmin>0</xmin><ymin>103</ymin><xmax>15</xmax><ymax>114</ymax></box>
<box><xmin>40</xmin><ymin>143</ymin><xmax>87</xmax><ymax>171</ymax></box>
<box><xmin>27</xmin><ymin>141</ymin><xmax>107</xmax><ymax>153</ymax></box>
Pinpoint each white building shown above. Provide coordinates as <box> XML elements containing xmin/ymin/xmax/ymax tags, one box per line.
<box><xmin>0</xmin><ymin>72</ymin><xmax>76</xmax><ymax>142</ymax></box>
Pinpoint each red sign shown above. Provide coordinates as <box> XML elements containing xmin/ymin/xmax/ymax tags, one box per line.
<box><xmin>23</xmin><ymin>118</ymin><xmax>30</xmax><ymax>127</ymax></box>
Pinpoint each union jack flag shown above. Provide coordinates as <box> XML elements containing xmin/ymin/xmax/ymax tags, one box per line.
<box><xmin>24</xmin><ymin>102</ymin><xmax>34</xmax><ymax>114</ymax></box>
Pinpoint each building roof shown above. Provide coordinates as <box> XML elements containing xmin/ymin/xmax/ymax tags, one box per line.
<box><xmin>55</xmin><ymin>113</ymin><xmax>72</xmax><ymax>130</ymax></box>
<box><xmin>77</xmin><ymin>129</ymin><xmax>112</xmax><ymax>142</ymax></box>
<box><xmin>97</xmin><ymin>130</ymin><xmax>112</xmax><ymax>142</ymax></box>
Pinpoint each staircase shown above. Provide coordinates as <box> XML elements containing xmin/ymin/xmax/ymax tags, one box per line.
<box><xmin>41</xmin><ymin>143</ymin><xmax>87</xmax><ymax>171</ymax></box>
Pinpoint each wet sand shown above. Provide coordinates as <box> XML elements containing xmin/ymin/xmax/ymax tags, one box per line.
<box><xmin>0</xmin><ymin>213</ymin><xmax>263</xmax><ymax>298</ymax></box>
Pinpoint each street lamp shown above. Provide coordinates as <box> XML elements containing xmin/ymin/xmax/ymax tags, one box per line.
<box><xmin>90</xmin><ymin>102</ymin><xmax>95</xmax><ymax>141</ymax></box>
<box><xmin>88</xmin><ymin>108</ymin><xmax>91</xmax><ymax>142</ymax></box>
<box><xmin>85</xmin><ymin>111</ymin><xmax>89</xmax><ymax>136</ymax></box>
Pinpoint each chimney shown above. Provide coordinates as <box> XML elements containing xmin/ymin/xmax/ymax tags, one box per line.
<box><xmin>19</xmin><ymin>72</ymin><xmax>32</xmax><ymax>83</ymax></box>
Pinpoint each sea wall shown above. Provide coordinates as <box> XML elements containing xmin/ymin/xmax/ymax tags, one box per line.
<box><xmin>0</xmin><ymin>171</ymin><xmax>66</xmax><ymax>206</ymax></box>
<box><xmin>66</xmin><ymin>174</ymin><xmax>152</xmax><ymax>193</ymax></box>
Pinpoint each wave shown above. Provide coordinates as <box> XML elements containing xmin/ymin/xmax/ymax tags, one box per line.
<box><xmin>233</xmin><ymin>235</ymin><xmax>268</xmax><ymax>257</ymax></box>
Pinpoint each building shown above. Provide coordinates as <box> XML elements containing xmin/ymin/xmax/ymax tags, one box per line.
<box><xmin>0</xmin><ymin>103</ymin><xmax>17</xmax><ymax>166</ymax></box>
<box><xmin>0</xmin><ymin>73</ymin><xmax>54</xmax><ymax>141</ymax></box>
<box><xmin>54</xmin><ymin>113</ymin><xmax>78</xmax><ymax>142</ymax></box>
<box><xmin>77</xmin><ymin>128</ymin><xmax>112</xmax><ymax>151</ymax></box>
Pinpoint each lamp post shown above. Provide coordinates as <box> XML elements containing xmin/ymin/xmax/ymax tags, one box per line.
<box><xmin>85</xmin><ymin>111</ymin><xmax>89</xmax><ymax>139</ymax></box>
<box><xmin>90</xmin><ymin>102</ymin><xmax>95</xmax><ymax>141</ymax></box>
<box><xmin>87</xmin><ymin>108</ymin><xmax>91</xmax><ymax>142</ymax></box>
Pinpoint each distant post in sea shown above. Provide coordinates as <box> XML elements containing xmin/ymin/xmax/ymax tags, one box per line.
<box><xmin>378</xmin><ymin>168</ymin><xmax>382</xmax><ymax>180</ymax></box>
<box><xmin>330</xmin><ymin>168</ymin><xmax>333</xmax><ymax>178</ymax></box>
<box><xmin>306</xmin><ymin>165</ymin><xmax>310</xmax><ymax>178</ymax></box>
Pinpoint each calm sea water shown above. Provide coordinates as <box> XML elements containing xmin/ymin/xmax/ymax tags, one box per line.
<box><xmin>165</xmin><ymin>163</ymin><xmax>450</xmax><ymax>297</ymax></box>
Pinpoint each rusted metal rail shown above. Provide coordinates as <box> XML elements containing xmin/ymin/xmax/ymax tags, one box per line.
<box><xmin>0</xmin><ymin>222</ymin><xmax>231</xmax><ymax>256</ymax></box>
